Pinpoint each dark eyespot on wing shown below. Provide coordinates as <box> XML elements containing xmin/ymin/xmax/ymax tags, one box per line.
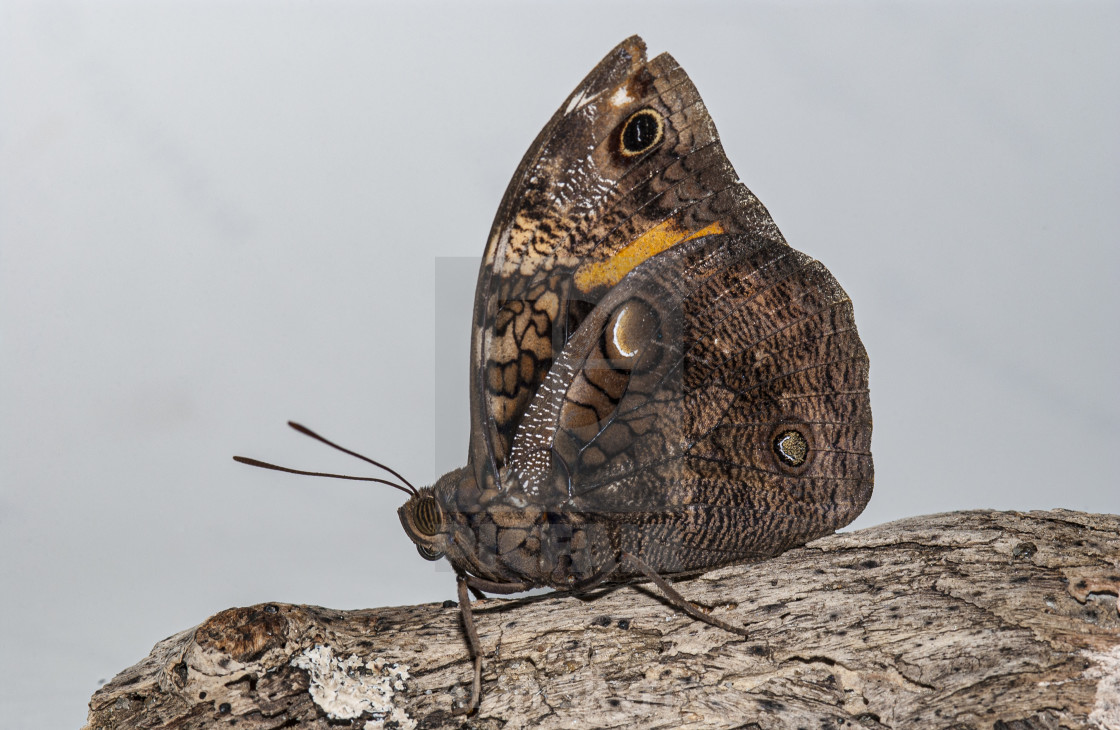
<box><xmin>619</xmin><ymin>109</ymin><xmax>665</xmax><ymax>157</ymax></box>
<box><xmin>774</xmin><ymin>429</ymin><xmax>809</xmax><ymax>467</ymax></box>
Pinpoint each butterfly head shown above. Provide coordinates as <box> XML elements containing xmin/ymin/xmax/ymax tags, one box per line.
<box><xmin>398</xmin><ymin>486</ymin><xmax>450</xmax><ymax>561</ymax></box>
<box><xmin>397</xmin><ymin>466</ymin><xmax>511</xmax><ymax>581</ymax></box>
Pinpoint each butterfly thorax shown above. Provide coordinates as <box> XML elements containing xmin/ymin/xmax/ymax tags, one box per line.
<box><xmin>398</xmin><ymin>465</ymin><xmax>618</xmax><ymax>590</ymax></box>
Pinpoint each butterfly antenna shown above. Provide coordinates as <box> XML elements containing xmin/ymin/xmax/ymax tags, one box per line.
<box><xmin>232</xmin><ymin>456</ymin><xmax>415</xmax><ymax>496</ymax></box>
<box><xmin>232</xmin><ymin>421</ymin><xmax>419</xmax><ymax>496</ymax></box>
<box><xmin>286</xmin><ymin>421</ymin><xmax>418</xmax><ymax>494</ymax></box>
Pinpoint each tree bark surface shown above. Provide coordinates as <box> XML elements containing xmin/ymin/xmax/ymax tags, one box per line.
<box><xmin>84</xmin><ymin>510</ymin><xmax>1120</xmax><ymax>730</ymax></box>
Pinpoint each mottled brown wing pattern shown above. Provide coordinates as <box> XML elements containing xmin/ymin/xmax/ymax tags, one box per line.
<box><xmin>509</xmin><ymin>233</ymin><xmax>873</xmax><ymax>574</ymax></box>
<box><xmin>469</xmin><ymin>37</ymin><xmax>782</xmax><ymax>488</ymax></box>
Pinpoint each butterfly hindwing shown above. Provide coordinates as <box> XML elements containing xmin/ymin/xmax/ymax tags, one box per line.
<box><xmin>508</xmin><ymin>232</ymin><xmax>873</xmax><ymax>574</ymax></box>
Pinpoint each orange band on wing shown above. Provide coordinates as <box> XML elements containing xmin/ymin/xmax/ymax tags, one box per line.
<box><xmin>574</xmin><ymin>220</ymin><xmax>725</xmax><ymax>292</ymax></box>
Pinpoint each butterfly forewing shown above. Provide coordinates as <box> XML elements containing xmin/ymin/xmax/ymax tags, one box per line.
<box><xmin>469</xmin><ymin>37</ymin><xmax>784</xmax><ymax>489</ymax></box>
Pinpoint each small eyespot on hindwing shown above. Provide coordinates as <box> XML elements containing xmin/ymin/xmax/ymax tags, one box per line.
<box><xmin>773</xmin><ymin>428</ymin><xmax>810</xmax><ymax>469</ymax></box>
<box><xmin>603</xmin><ymin>298</ymin><xmax>660</xmax><ymax>372</ymax></box>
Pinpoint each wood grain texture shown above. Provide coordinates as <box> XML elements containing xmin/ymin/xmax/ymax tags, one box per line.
<box><xmin>84</xmin><ymin>510</ymin><xmax>1120</xmax><ymax>730</ymax></box>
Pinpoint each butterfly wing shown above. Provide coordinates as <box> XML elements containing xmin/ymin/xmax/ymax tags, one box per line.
<box><xmin>508</xmin><ymin>232</ymin><xmax>873</xmax><ymax>574</ymax></box>
<box><xmin>469</xmin><ymin>36</ymin><xmax>782</xmax><ymax>489</ymax></box>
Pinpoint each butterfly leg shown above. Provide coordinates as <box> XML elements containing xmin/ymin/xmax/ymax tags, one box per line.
<box><xmin>454</xmin><ymin>575</ymin><xmax>534</xmax><ymax>714</ymax></box>
<box><xmin>621</xmin><ymin>552</ymin><xmax>750</xmax><ymax>639</ymax></box>
<box><xmin>455</xmin><ymin>576</ymin><xmax>483</xmax><ymax>715</ymax></box>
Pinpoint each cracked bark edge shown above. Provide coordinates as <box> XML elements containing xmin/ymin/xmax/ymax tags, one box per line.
<box><xmin>83</xmin><ymin>509</ymin><xmax>1120</xmax><ymax>730</ymax></box>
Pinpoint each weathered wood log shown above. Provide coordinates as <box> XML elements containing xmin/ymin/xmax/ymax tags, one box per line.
<box><xmin>84</xmin><ymin>510</ymin><xmax>1120</xmax><ymax>729</ymax></box>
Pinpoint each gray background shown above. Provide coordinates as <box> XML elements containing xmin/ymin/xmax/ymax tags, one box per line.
<box><xmin>2</xmin><ymin>2</ymin><xmax>1117</xmax><ymax>726</ymax></box>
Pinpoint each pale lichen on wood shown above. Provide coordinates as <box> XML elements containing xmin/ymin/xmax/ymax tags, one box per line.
<box><xmin>84</xmin><ymin>510</ymin><xmax>1120</xmax><ymax>729</ymax></box>
<box><xmin>291</xmin><ymin>645</ymin><xmax>416</xmax><ymax>729</ymax></box>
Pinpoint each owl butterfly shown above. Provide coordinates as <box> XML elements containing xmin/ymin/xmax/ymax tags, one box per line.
<box><xmin>239</xmin><ymin>36</ymin><xmax>872</xmax><ymax>713</ymax></box>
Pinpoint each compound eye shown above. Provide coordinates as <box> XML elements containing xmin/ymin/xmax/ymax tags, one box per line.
<box><xmin>413</xmin><ymin>495</ymin><xmax>443</xmax><ymax>536</ymax></box>
<box><xmin>416</xmin><ymin>544</ymin><xmax>444</xmax><ymax>561</ymax></box>
<box><xmin>618</xmin><ymin>109</ymin><xmax>664</xmax><ymax>157</ymax></box>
